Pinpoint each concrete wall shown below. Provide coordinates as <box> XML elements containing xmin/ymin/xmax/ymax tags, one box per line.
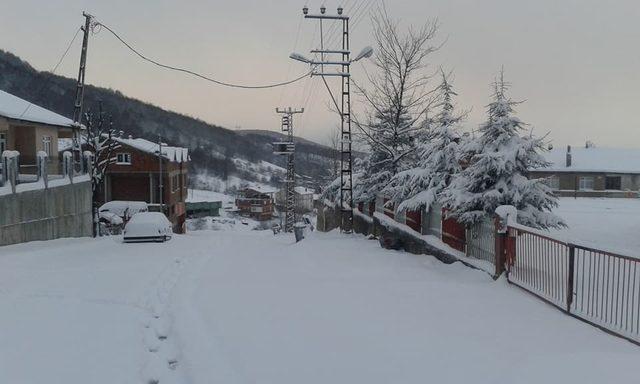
<box><xmin>0</xmin><ymin>181</ymin><xmax>92</xmax><ymax>246</ymax></box>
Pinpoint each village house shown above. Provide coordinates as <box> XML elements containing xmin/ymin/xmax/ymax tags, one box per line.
<box><xmin>99</xmin><ymin>136</ymin><xmax>189</xmax><ymax>233</ymax></box>
<box><xmin>0</xmin><ymin>90</ymin><xmax>74</xmax><ymax>175</ymax></box>
<box><xmin>529</xmin><ymin>144</ymin><xmax>640</xmax><ymax>198</ymax></box>
<box><xmin>276</xmin><ymin>185</ymin><xmax>316</xmax><ymax>213</ymax></box>
<box><xmin>236</xmin><ymin>186</ymin><xmax>276</xmax><ymax>221</ymax></box>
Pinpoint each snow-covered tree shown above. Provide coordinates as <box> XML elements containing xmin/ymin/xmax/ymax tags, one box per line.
<box><xmin>441</xmin><ymin>70</ymin><xmax>564</xmax><ymax>229</ymax></box>
<box><xmin>352</xmin><ymin>8</ymin><xmax>440</xmax><ymax>203</ymax></box>
<box><xmin>85</xmin><ymin>103</ymin><xmax>121</xmax><ymax>236</ymax></box>
<box><xmin>383</xmin><ymin>70</ymin><xmax>464</xmax><ymax>213</ymax></box>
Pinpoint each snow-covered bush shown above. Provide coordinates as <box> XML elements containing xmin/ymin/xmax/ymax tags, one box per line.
<box><xmin>441</xmin><ymin>70</ymin><xmax>564</xmax><ymax>229</ymax></box>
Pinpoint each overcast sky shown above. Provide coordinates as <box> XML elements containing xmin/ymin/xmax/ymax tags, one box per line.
<box><xmin>2</xmin><ymin>0</ymin><xmax>639</xmax><ymax>148</ymax></box>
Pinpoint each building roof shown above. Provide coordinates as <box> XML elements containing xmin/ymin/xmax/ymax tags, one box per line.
<box><xmin>0</xmin><ymin>89</ymin><xmax>75</xmax><ymax>128</ymax></box>
<box><xmin>114</xmin><ymin>137</ymin><xmax>189</xmax><ymax>163</ymax></box>
<box><xmin>536</xmin><ymin>146</ymin><xmax>640</xmax><ymax>174</ymax></box>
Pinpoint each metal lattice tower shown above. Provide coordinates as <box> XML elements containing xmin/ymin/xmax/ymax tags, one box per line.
<box><xmin>273</xmin><ymin>107</ymin><xmax>304</xmax><ymax>232</ymax></box>
<box><xmin>302</xmin><ymin>7</ymin><xmax>354</xmax><ymax>233</ymax></box>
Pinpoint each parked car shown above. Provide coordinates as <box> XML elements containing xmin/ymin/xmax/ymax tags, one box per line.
<box><xmin>123</xmin><ymin>212</ymin><xmax>173</xmax><ymax>243</ymax></box>
<box><xmin>99</xmin><ymin>201</ymin><xmax>149</xmax><ymax>223</ymax></box>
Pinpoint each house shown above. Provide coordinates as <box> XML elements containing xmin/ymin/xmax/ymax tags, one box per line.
<box><xmin>529</xmin><ymin>144</ymin><xmax>640</xmax><ymax>198</ymax></box>
<box><xmin>100</xmin><ymin>136</ymin><xmax>189</xmax><ymax>233</ymax></box>
<box><xmin>236</xmin><ymin>186</ymin><xmax>276</xmax><ymax>221</ymax></box>
<box><xmin>294</xmin><ymin>186</ymin><xmax>315</xmax><ymax>212</ymax></box>
<box><xmin>275</xmin><ymin>185</ymin><xmax>316</xmax><ymax>213</ymax></box>
<box><xmin>0</xmin><ymin>90</ymin><xmax>75</xmax><ymax>174</ymax></box>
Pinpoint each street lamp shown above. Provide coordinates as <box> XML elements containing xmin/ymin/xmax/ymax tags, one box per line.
<box><xmin>289</xmin><ymin>52</ymin><xmax>311</xmax><ymax>64</ymax></box>
<box><xmin>289</xmin><ymin>46</ymin><xmax>373</xmax><ymax>66</ymax></box>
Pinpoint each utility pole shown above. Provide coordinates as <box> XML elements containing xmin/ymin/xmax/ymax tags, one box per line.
<box><xmin>158</xmin><ymin>135</ymin><xmax>164</xmax><ymax>214</ymax></box>
<box><xmin>72</xmin><ymin>12</ymin><xmax>94</xmax><ymax>173</ymax></box>
<box><xmin>273</xmin><ymin>107</ymin><xmax>304</xmax><ymax>232</ymax></box>
<box><xmin>296</xmin><ymin>5</ymin><xmax>361</xmax><ymax>233</ymax></box>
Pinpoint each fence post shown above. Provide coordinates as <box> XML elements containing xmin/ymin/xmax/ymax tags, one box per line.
<box><xmin>494</xmin><ymin>216</ymin><xmax>506</xmax><ymax>277</ymax></box>
<box><xmin>37</xmin><ymin>151</ymin><xmax>49</xmax><ymax>189</ymax></box>
<box><xmin>566</xmin><ymin>245</ymin><xmax>575</xmax><ymax>313</ymax></box>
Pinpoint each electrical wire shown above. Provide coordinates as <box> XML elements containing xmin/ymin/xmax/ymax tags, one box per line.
<box><xmin>18</xmin><ymin>27</ymin><xmax>83</xmax><ymax>119</ymax></box>
<box><xmin>96</xmin><ymin>22</ymin><xmax>312</xmax><ymax>90</ymax></box>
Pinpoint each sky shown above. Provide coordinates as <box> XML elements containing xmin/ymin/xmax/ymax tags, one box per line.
<box><xmin>1</xmin><ymin>0</ymin><xmax>639</xmax><ymax>148</ymax></box>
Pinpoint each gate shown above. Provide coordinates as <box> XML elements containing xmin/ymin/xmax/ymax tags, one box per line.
<box><xmin>465</xmin><ymin>218</ymin><xmax>496</xmax><ymax>264</ymax></box>
<box><xmin>506</xmin><ymin>224</ymin><xmax>640</xmax><ymax>345</ymax></box>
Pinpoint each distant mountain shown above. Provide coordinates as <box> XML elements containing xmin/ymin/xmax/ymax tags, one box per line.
<box><xmin>0</xmin><ymin>50</ymin><xmax>339</xmax><ymax>189</ymax></box>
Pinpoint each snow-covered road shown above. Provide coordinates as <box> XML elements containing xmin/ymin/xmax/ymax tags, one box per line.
<box><xmin>0</xmin><ymin>229</ymin><xmax>638</xmax><ymax>383</ymax></box>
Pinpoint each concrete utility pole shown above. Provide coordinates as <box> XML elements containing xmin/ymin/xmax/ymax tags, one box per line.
<box><xmin>158</xmin><ymin>135</ymin><xmax>164</xmax><ymax>213</ymax></box>
<box><xmin>291</xmin><ymin>6</ymin><xmax>372</xmax><ymax>233</ymax></box>
<box><xmin>72</xmin><ymin>12</ymin><xmax>94</xmax><ymax>172</ymax></box>
<box><xmin>273</xmin><ymin>107</ymin><xmax>304</xmax><ymax>232</ymax></box>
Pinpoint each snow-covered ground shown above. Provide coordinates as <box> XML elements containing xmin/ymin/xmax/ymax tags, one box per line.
<box><xmin>0</xmin><ymin>228</ymin><xmax>637</xmax><ymax>383</ymax></box>
<box><xmin>550</xmin><ymin>197</ymin><xmax>640</xmax><ymax>255</ymax></box>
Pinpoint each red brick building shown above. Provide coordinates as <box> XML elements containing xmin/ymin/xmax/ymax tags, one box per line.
<box><xmin>236</xmin><ymin>187</ymin><xmax>276</xmax><ymax>221</ymax></box>
<box><xmin>101</xmin><ymin>137</ymin><xmax>189</xmax><ymax>233</ymax></box>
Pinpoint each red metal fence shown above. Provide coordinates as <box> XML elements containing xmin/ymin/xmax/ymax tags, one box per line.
<box><xmin>506</xmin><ymin>224</ymin><xmax>640</xmax><ymax>346</ymax></box>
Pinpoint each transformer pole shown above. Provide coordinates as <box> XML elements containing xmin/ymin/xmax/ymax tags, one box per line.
<box><xmin>302</xmin><ymin>7</ymin><xmax>354</xmax><ymax>233</ymax></box>
<box><xmin>72</xmin><ymin>12</ymin><xmax>93</xmax><ymax>173</ymax></box>
<box><xmin>158</xmin><ymin>135</ymin><xmax>164</xmax><ymax>214</ymax></box>
<box><xmin>274</xmin><ymin>107</ymin><xmax>304</xmax><ymax>232</ymax></box>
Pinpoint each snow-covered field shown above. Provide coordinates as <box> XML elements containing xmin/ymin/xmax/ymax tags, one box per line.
<box><xmin>550</xmin><ymin>197</ymin><xmax>640</xmax><ymax>255</ymax></box>
<box><xmin>0</xmin><ymin>228</ymin><xmax>637</xmax><ymax>383</ymax></box>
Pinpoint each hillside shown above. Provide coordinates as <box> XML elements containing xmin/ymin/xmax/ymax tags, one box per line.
<box><xmin>0</xmin><ymin>50</ymin><xmax>338</xmax><ymax>189</ymax></box>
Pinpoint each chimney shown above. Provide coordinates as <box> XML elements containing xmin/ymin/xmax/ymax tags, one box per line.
<box><xmin>566</xmin><ymin>145</ymin><xmax>572</xmax><ymax>167</ymax></box>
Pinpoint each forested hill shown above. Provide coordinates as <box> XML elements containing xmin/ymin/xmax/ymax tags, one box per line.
<box><xmin>0</xmin><ymin>50</ymin><xmax>337</xmax><ymax>187</ymax></box>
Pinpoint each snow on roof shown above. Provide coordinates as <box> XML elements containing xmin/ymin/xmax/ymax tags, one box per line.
<box><xmin>537</xmin><ymin>146</ymin><xmax>640</xmax><ymax>174</ymax></box>
<box><xmin>294</xmin><ymin>186</ymin><xmax>314</xmax><ymax>195</ymax></box>
<box><xmin>243</xmin><ymin>185</ymin><xmax>278</xmax><ymax>194</ymax></box>
<box><xmin>0</xmin><ymin>89</ymin><xmax>75</xmax><ymax>128</ymax></box>
<box><xmin>114</xmin><ymin>137</ymin><xmax>189</xmax><ymax>163</ymax></box>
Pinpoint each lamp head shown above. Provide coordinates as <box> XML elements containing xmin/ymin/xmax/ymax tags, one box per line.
<box><xmin>353</xmin><ymin>46</ymin><xmax>374</xmax><ymax>62</ymax></box>
<box><xmin>303</xmin><ymin>5</ymin><xmax>308</xmax><ymax>15</ymax></box>
<box><xmin>320</xmin><ymin>5</ymin><xmax>326</xmax><ymax>14</ymax></box>
<box><xmin>289</xmin><ymin>52</ymin><xmax>311</xmax><ymax>64</ymax></box>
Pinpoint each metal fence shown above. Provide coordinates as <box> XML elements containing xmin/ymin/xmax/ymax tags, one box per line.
<box><xmin>507</xmin><ymin>225</ymin><xmax>640</xmax><ymax>345</ymax></box>
<box><xmin>465</xmin><ymin>218</ymin><xmax>496</xmax><ymax>264</ymax></box>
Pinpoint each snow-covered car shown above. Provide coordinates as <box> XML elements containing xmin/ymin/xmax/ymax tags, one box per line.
<box><xmin>123</xmin><ymin>212</ymin><xmax>173</xmax><ymax>243</ymax></box>
<box><xmin>99</xmin><ymin>201</ymin><xmax>149</xmax><ymax>222</ymax></box>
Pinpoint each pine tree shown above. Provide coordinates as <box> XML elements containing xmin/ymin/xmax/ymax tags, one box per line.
<box><xmin>384</xmin><ymin>70</ymin><xmax>463</xmax><ymax>213</ymax></box>
<box><xmin>441</xmin><ymin>70</ymin><xmax>564</xmax><ymax>229</ymax></box>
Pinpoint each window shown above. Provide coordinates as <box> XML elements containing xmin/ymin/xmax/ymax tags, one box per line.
<box><xmin>116</xmin><ymin>153</ymin><xmax>132</xmax><ymax>165</ymax></box>
<box><xmin>42</xmin><ymin>136</ymin><xmax>52</xmax><ymax>157</ymax></box>
<box><xmin>579</xmin><ymin>176</ymin><xmax>594</xmax><ymax>191</ymax></box>
<box><xmin>172</xmin><ymin>174</ymin><xmax>180</xmax><ymax>192</ymax></box>
<box><xmin>605</xmin><ymin>176</ymin><xmax>622</xmax><ymax>190</ymax></box>
<box><xmin>0</xmin><ymin>133</ymin><xmax>5</xmax><ymax>155</ymax></box>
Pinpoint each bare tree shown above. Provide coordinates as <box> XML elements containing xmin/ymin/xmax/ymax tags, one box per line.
<box><xmin>325</xmin><ymin>127</ymin><xmax>341</xmax><ymax>179</ymax></box>
<box><xmin>84</xmin><ymin>102</ymin><xmax>121</xmax><ymax>237</ymax></box>
<box><xmin>352</xmin><ymin>7</ymin><xmax>442</xmax><ymax>202</ymax></box>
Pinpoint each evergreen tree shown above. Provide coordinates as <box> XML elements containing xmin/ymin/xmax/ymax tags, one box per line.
<box><xmin>384</xmin><ymin>70</ymin><xmax>463</xmax><ymax>213</ymax></box>
<box><xmin>441</xmin><ymin>70</ymin><xmax>564</xmax><ymax>229</ymax></box>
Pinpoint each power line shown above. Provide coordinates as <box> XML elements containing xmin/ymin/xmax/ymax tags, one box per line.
<box><xmin>96</xmin><ymin>22</ymin><xmax>312</xmax><ymax>90</ymax></box>
<box><xmin>18</xmin><ymin>27</ymin><xmax>83</xmax><ymax>119</ymax></box>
